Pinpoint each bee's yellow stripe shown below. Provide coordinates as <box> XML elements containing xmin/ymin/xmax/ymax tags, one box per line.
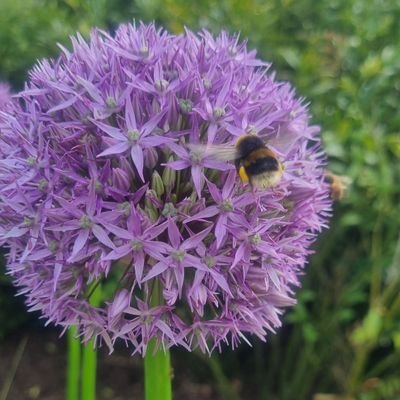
<box><xmin>238</xmin><ymin>166</ymin><xmax>249</xmax><ymax>182</ymax></box>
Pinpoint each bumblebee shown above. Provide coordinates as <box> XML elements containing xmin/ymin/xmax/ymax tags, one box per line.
<box><xmin>190</xmin><ymin>134</ymin><xmax>284</xmax><ymax>189</ymax></box>
<box><xmin>324</xmin><ymin>171</ymin><xmax>351</xmax><ymax>201</ymax></box>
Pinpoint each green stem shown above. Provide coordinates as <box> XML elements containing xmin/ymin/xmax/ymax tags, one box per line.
<box><xmin>347</xmin><ymin>346</ymin><xmax>371</xmax><ymax>396</ymax></box>
<box><xmin>66</xmin><ymin>326</ymin><xmax>81</xmax><ymax>400</ymax></box>
<box><xmin>144</xmin><ymin>279</ymin><xmax>172</xmax><ymax>400</ymax></box>
<box><xmin>0</xmin><ymin>336</ymin><xmax>27</xmax><ymax>400</ymax></box>
<box><xmin>144</xmin><ymin>340</ymin><xmax>172</xmax><ymax>400</ymax></box>
<box><xmin>81</xmin><ymin>283</ymin><xmax>102</xmax><ymax>400</ymax></box>
<box><xmin>206</xmin><ymin>354</ymin><xmax>240</xmax><ymax>400</ymax></box>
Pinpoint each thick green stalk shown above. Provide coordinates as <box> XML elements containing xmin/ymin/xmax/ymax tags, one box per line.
<box><xmin>81</xmin><ymin>283</ymin><xmax>102</xmax><ymax>400</ymax></box>
<box><xmin>144</xmin><ymin>280</ymin><xmax>172</xmax><ymax>400</ymax></box>
<box><xmin>66</xmin><ymin>326</ymin><xmax>81</xmax><ymax>400</ymax></box>
<box><xmin>144</xmin><ymin>340</ymin><xmax>172</xmax><ymax>400</ymax></box>
<box><xmin>81</xmin><ymin>341</ymin><xmax>98</xmax><ymax>400</ymax></box>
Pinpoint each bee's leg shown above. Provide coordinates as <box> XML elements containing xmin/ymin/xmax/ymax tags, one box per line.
<box><xmin>249</xmin><ymin>182</ymin><xmax>266</xmax><ymax>211</ymax></box>
<box><xmin>270</xmin><ymin>185</ymin><xmax>284</xmax><ymax>197</ymax></box>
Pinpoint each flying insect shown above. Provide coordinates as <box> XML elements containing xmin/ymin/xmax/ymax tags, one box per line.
<box><xmin>190</xmin><ymin>134</ymin><xmax>284</xmax><ymax>189</ymax></box>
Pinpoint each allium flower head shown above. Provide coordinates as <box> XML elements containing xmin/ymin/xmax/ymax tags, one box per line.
<box><xmin>0</xmin><ymin>23</ymin><xmax>331</xmax><ymax>354</ymax></box>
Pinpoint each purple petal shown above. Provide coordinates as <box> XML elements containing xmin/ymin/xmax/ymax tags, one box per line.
<box><xmin>181</xmin><ymin>226</ymin><xmax>212</xmax><ymax>250</ymax></box>
<box><xmin>167</xmin><ymin>142</ymin><xmax>189</xmax><ymax>159</ymax></box>
<box><xmin>101</xmin><ymin>223</ymin><xmax>134</xmax><ymax>240</ymax></box>
<box><xmin>131</xmin><ymin>145</ymin><xmax>144</xmax><ymax>182</ymax></box>
<box><xmin>215</xmin><ymin>215</ymin><xmax>227</xmax><ymax>248</ymax></box>
<box><xmin>234</xmin><ymin>193</ymin><xmax>256</xmax><ymax>208</ymax></box>
<box><xmin>225</xmin><ymin>123</ymin><xmax>245</xmax><ymax>137</ymax></box>
<box><xmin>206</xmin><ymin>181</ymin><xmax>223</xmax><ymax>204</ymax></box>
<box><xmin>174</xmin><ymin>264</ymin><xmax>185</xmax><ymax>296</ymax></box>
<box><xmin>222</xmin><ymin>170</ymin><xmax>237</xmax><ymax>198</ymax></box>
<box><xmin>141</xmin><ymin>110</ymin><xmax>166</xmax><ymax>137</ymax></box>
<box><xmin>77</xmin><ymin>77</ymin><xmax>104</xmax><ymax>104</ymax></box>
<box><xmin>97</xmin><ymin>141</ymin><xmax>130</xmax><ymax>157</ymax></box>
<box><xmin>209</xmin><ymin>269</ymin><xmax>232</xmax><ymax>295</ymax></box>
<box><xmin>143</xmin><ymin>220</ymin><xmax>168</xmax><ymax>240</ymax></box>
<box><xmin>91</xmin><ymin>119</ymin><xmax>125</xmax><ymax>140</ymax></box>
<box><xmin>47</xmin><ymin>96</ymin><xmax>77</xmax><ymax>113</ymax></box>
<box><xmin>143</xmin><ymin>261</ymin><xmax>169</xmax><ymax>281</ymax></box>
<box><xmin>155</xmin><ymin>320</ymin><xmax>177</xmax><ymax>343</ymax></box>
<box><xmin>3</xmin><ymin>227</ymin><xmax>28</xmax><ymax>238</ymax></box>
<box><xmin>109</xmin><ymin>289</ymin><xmax>131</xmax><ymax>318</ymax></box>
<box><xmin>141</xmin><ymin>135</ymin><xmax>173</xmax><ymax>147</ymax></box>
<box><xmin>69</xmin><ymin>229</ymin><xmax>90</xmax><ymax>259</ymax></box>
<box><xmin>46</xmin><ymin>221</ymin><xmax>79</xmax><ymax>232</ymax></box>
<box><xmin>203</xmin><ymin>159</ymin><xmax>234</xmax><ymax>171</ymax></box>
<box><xmin>191</xmin><ymin>269</ymin><xmax>206</xmax><ymax>290</ymax></box>
<box><xmin>191</xmin><ymin>165</ymin><xmax>203</xmax><ymax>197</ymax></box>
<box><xmin>92</xmin><ymin>224</ymin><xmax>115</xmax><ymax>249</ymax></box>
<box><xmin>133</xmin><ymin>251</ymin><xmax>145</xmax><ymax>284</ymax></box>
<box><xmin>54</xmin><ymin>197</ymin><xmax>84</xmax><ymax>218</ymax></box>
<box><xmin>109</xmin><ymin>45</ymin><xmax>142</xmax><ymax>61</ymax></box>
<box><xmin>125</xmin><ymin>93</ymin><xmax>137</xmax><ymax>131</ymax></box>
<box><xmin>207</xmin><ymin>124</ymin><xmax>218</xmax><ymax>144</ymax></box>
<box><xmin>167</xmin><ymin>219</ymin><xmax>182</xmax><ymax>248</ymax></box>
<box><xmin>256</xmin><ymin>240</ymin><xmax>279</xmax><ymax>257</ymax></box>
<box><xmin>216</xmin><ymin>73</ymin><xmax>232</xmax><ymax>107</ymax></box>
<box><xmin>184</xmin><ymin>254</ymin><xmax>204</xmax><ymax>269</ymax></box>
<box><xmin>183</xmin><ymin>206</ymin><xmax>219</xmax><ymax>223</ymax></box>
<box><xmin>25</xmin><ymin>248</ymin><xmax>52</xmax><ymax>261</ymax></box>
<box><xmin>53</xmin><ymin>263</ymin><xmax>62</xmax><ymax>293</ymax></box>
<box><xmin>127</xmin><ymin>78</ymin><xmax>156</xmax><ymax>94</ymax></box>
<box><xmin>102</xmin><ymin>243</ymin><xmax>132</xmax><ymax>261</ymax></box>
<box><xmin>20</xmin><ymin>236</ymin><xmax>38</xmax><ymax>262</ymax></box>
<box><xmin>143</xmin><ymin>241</ymin><xmax>169</xmax><ymax>261</ymax></box>
<box><xmin>232</xmin><ymin>242</ymin><xmax>247</xmax><ymax>269</ymax></box>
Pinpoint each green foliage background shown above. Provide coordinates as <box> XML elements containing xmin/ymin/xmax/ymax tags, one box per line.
<box><xmin>1</xmin><ymin>0</ymin><xmax>400</xmax><ymax>399</ymax></box>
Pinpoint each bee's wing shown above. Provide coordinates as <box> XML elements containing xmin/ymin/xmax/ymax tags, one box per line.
<box><xmin>264</xmin><ymin>124</ymin><xmax>320</xmax><ymax>154</ymax></box>
<box><xmin>187</xmin><ymin>143</ymin><xmax>238</xmax><ymax>161</ymax></box>
<box><xmin>264</xmin><ymin>132</ymin><xmax>295</xmax><ymax>154</ymax></box>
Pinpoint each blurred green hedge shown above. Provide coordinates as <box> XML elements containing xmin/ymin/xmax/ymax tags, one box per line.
<box><xmin>1</xmin><ymin>1</ymin><xmax>400</xmax><ymax>399</ymax></box>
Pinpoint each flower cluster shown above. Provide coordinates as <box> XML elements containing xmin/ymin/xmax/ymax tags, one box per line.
<box><xmin>0</xmin><ymin>23</ymin><xmax>331</xmax><ymax>354</ymax></box>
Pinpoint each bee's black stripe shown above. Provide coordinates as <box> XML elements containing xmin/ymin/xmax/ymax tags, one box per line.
<box><xmin>245</xmin><ymin>156</ymin><xmax>280</xmax><ymax>175</ymax></box>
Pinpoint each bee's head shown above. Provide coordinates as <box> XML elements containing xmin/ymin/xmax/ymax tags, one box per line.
<box><xmin>236</xmin><ymin>134</ymin><xmax>265</xmax><ymax>158</ymax></box>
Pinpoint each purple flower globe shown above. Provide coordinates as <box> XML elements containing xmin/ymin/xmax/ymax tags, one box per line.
<box><xmin>0</xmin><ymin>23</ymin><xmax>331</xmax><ymax>354</ymax></box>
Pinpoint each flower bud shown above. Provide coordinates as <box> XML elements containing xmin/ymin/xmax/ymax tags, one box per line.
<box><xmin>118</xmin><ymin>157</ymin><xmax>135</xmax><ymax>183</ymax></box>
<box><xmin>144</xmin><ymin>190</ymin><xmax>159</xmax><ymax>222</ymax></box>
<box><xmin>182</xmin><ymin>182</ymin><xmax>193</xmax><ymax>194</ymax></box>
<box><xmin>144</xmin><ymin>147</ymin><xmax>158</xmax><ymax>169</ymax></box>
<box><xmin>139</xmin><ymin>203</ymin><xmax>158</xmax><ymax>223</ymax></box>
<box><xmin>105</xmin><ymin>96</ymin><xmax>116</xmax><ymax>108</ymax></box>
<box><xmin>203</xmin><ymin>77</ymin><xmax>212</xmax><ymax>89</ymax></box>
<box><xmin>162</xmin><ymin>202</ymin><xmax>177</xmax><ymax>217</ymax></box>
<box><xmin>112</xmin><ymin>167</ymin><xmax>131</xmax><ymax>192</ymax></box>
<box><xmin>151</xmin><ymin>171</ymin><xmax>164</xmax><ymax>197</ymax></box>
<box><xmin>155</xmin><ymin>79</ymin><xmax>169</xmax><ymax>92</ymax></box>
<box><xmin>38</xmin><ymin>178</ymin><xmax>49</xmax><ymax>192</ymax></box>
<box><xmin>179</xmin><ymin>99</ymin><xmax>193</xmax><ymax>114</ymax></box>
<box><xmin>213</xmin><ymin>107</ymin><xmax>225</xmax><ymax>119</ymax></box>
<box><xmin>162</xmin><ymin>156</ymin><xmax>176</xmax><ymax>191</ymax></box>
<box><xmin>117</xmin><ymin>201</ymin><xmax>131</xmax><ymax>217</ymax></box>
